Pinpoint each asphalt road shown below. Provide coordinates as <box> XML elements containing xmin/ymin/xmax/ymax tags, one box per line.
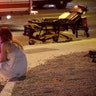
<box><xmin>0</xmin><ymin>1</ymin><xmax>96</xmax><ymax>46</ymax></box>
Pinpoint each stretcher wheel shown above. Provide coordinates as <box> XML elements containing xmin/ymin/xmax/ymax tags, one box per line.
<box><xmin>29</xmin><ymin>39</ymin><xmax>35</xmax><ymax>45</ymax></box>
<box><xmin>53</xmin><ymin>36</ymin><xmax>58</xmax><ymax>42</ymax></box>
<box><xmin>36</xmin><ymin>35</ymin><xmax>39</xmax><ymax>39</ymax></box>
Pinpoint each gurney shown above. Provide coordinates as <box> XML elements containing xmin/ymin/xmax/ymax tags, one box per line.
<box><xmin>23</xmin><ymin>5</ymin><xmax>89</xmax><ymax>45</ymax></box>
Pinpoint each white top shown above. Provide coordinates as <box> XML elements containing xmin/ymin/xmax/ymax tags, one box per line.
<box><xmin>0</xmin><ymin>42</ymin><xmax>27</xmax><ymax>80</ymax></box>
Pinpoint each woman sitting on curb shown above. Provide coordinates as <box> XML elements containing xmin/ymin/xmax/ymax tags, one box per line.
<box><xmin>0</xmin><ymin>27</ymin><xmax>27</xmax><ymax>82</ymax></box>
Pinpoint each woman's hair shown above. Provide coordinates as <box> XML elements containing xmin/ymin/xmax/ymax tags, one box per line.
<box><xmin>0</xmin><ymin>26</ymin><xmax>23</xmax><ymax>49</ymax></box>
<box><xmin>0</xmin><ymin>26</ymin><xmax>12</xmax><ymax>42</ymax></box>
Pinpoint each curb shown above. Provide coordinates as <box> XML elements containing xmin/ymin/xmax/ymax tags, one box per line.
<box><xmin>0</xmin><ymin>82</ymin><xmax>15</xmax><ymax>96</ymax></box>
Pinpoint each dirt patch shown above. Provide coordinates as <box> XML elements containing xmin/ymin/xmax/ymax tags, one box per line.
<box><xmin>12</xmin><ymin>52</ymin><xmax>96</xmax><ymax>96</ymax></box>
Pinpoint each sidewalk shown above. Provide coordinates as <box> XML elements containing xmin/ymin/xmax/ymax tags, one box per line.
<box><xmin>0</xmin><ymin>38</ymin><xmax>96</xmax><ymax>96</ymax></box>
